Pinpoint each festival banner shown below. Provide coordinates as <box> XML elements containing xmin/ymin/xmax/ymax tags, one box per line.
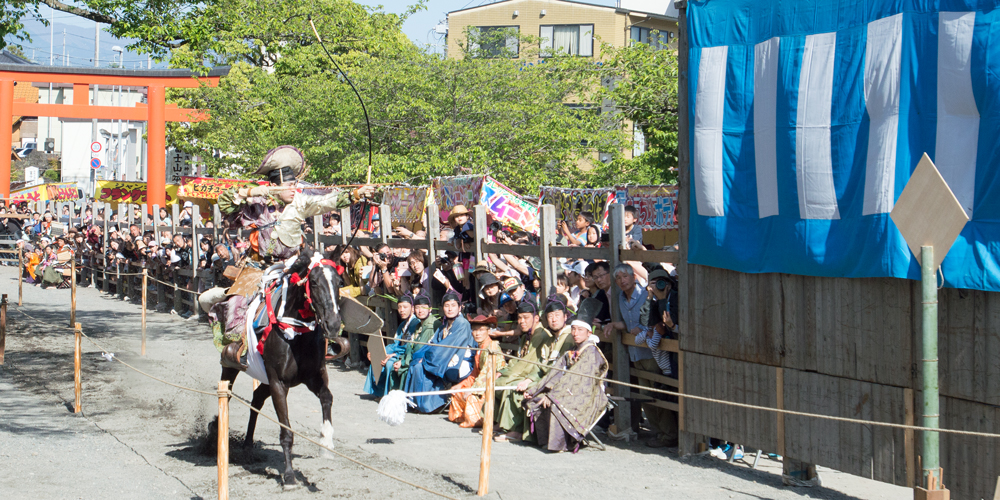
<box><xmin>432</xmin><ymin>175</ymin><xmax>484</xmax><ymax>212</ymax></box>
<box><xmin>538</xmin><ymin>187</ymin><xmax>613</xmax><ymax>228</ymax></box>
<box><xmin>95</xmin><ymin>180</ymin><xmax>179</xmax><ymax>207</ymax></box>
<box><xmin>179</xmin><ymin>176</ymin><xmax>259</xmax><ymax>200</ymax></box>
<box><xmin>384</xmin><ymin>186</ymin><xmax>430</xmax><ymax>223</ymax></box>
<box><xmin>10</xmin><ymin>184</ymin><xmax>45</xmax><ymax>203</ymax></box>
<box><xmin>614</xmin><ymin>185</ymin><xmax>678</xmax><ymax>230</ymax></box>
<box><xmin>481</xmin><ymin>176</ymin><xmax>539</xmax><ymax>234</ymax></box>
<box><xmin>9</xmin><ymin>182</ymin><xmax>79</xmax><ymax>203</ymax></box>
<box><xmin>45</xmin><ymin>182</ymin><xmax>79</xmax><ymax>201</ymax></box>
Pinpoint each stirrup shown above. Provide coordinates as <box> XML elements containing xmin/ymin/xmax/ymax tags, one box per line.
<box><xmin>221</xmin><ymin>342</ymin><xmax>248</xmax><ymax>371</ymax></box>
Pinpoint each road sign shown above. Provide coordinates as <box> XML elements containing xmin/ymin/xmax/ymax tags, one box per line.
<box><xmin>90</xmin><ymin>141</ymin><xmax>102</xmax><ymax>154</ymax></box>
<box><xmin>90</xmin><ymin>158</ymin><xmax>102</xmax><ymax>170</ymax></box>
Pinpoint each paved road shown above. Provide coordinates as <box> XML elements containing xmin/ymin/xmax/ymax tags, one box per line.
<box><xmin>0</xmin><ymin>266</ymin><xmax>911</xmax><ymax>499</ymax></box>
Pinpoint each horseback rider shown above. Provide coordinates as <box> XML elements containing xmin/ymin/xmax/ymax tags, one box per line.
<box><xmin>199</xmin><ymin>145</ymin><xmax>375</xmax><ymax>370</ymax></box>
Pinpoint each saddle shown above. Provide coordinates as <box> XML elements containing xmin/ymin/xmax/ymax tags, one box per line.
<box><xmin>226</xmin><ymin>265</ymin><xmax>263</xmax><ymax>298</ymax></box>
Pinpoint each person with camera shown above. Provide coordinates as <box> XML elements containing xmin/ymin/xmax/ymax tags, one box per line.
<box><xmin>557</xmin><ymin>211</ymin><xmax>594</xmax><ymax>247</ymax></box>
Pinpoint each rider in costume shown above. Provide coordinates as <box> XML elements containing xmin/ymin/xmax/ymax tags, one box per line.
<box><xmin>199</xmin><ymin>145</ymin><xmax>375</xmax><ymax>370</ymax></box>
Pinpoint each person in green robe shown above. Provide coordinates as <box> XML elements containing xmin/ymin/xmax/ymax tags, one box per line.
<box><xmin>494</xmin><ymin>297</ymin><xmax>575</xmax><ymax>442</ymax></box>
<box><xmin>386</xmin><ymin>294</ymin><xmax>438</xmax><ymax>390</ymax></box>
<box><xmin>364</xmin><ymin>295</ymin><xmax>422</xmax><ymax>397</ymax></box>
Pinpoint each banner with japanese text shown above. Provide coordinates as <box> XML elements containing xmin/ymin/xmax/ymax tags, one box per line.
<box><xmin>538</xmin><ymin>187</ymin><xmax>613</xmax><ymax>228</ymax></box>
<box><xmin>179</xmin><ymin>176</ymin><xmax>259</xmax><ymax>200</ymax></box>
<box><xmin>384</xmin><ymin>186</ymin><xmax>430</xmax><ymax>223</ymax></box>
<box><xmin>481</xmin><ymin>176</ymin><xmax>539</xmax><ymax>234</ymax></box>
<box><xmin>10</xmin><ymin>183</ymin><xmax>79</xmax><ymax>203</ymax></box>
<box><xmin>432</xmin><ymin>176</ymin><xmax>483</xmax><ymax>212</ymax></box>
<box><xmin>613</xmin><ymin>185</ymin><xmax>677</xmax><ymax>230</ymax></box>
<box><xmin>95</xmin><ymin>181</ymin><xmax>179</xmax><ymax>207</ymax></box>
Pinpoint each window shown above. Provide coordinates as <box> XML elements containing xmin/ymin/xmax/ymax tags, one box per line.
<box><xmin>468</xmin><ymin>26</ymin><xmax>520</xmax><ymax>58</ymax></box>
<box><xmin>540</xmin><ymin>24</ymin><xmax>594</xmax><ymax>57</ymax></box>
<box><xmin>630</xmin><ymin>26</ymin><xmax>671</xmax><ymax>49</ymax></box>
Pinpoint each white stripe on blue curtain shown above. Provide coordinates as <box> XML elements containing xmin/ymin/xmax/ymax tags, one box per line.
<box><xmin>694</xmin><ymin>45</ymin><xmax>728</xmax><ymax>217</ymax></box>
<box><xmin>935</xmin><ymin>11</ymin><xmax>978</xmax><ymax>218</ymax></box>
<box><xmin>796</xmin><ymin>32</ymin><xmax>840</xmax><ymax>220</ymax></box>
<box><xmin>863</xmin><ymin>13</ymin><xmax>903</xmax><ymax>215</ymax></box>
<box><xmin>754</xmin><ymin>37</ymin><xmax>780</xmax><ymax>218</ymax></box>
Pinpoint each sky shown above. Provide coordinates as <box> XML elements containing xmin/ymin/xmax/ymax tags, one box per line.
<box><xmin>5</xmin><ymin>0</ymin><xmax>619</xmax><ymax>66</ymax></box>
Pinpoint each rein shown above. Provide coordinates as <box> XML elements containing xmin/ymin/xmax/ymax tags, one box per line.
<box><xmin>258</xmin><ymin>257</ymin><xmax>340</xmax><ymax>354</ymax></box>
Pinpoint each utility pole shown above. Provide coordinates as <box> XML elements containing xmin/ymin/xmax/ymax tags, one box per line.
<box><xmin>48</xmin><ymin>8</ymin><xmax>53</xmax><ymax>156</ymax></box>
<box><xmin>91</xmin><ymin>22</ymin><xmax>100</xmax><ymax>195</ymax></box>
<box><xmin>63</xmin><ymin>29</ymin><xmax>66</xmax><ymax>67</ymax></box>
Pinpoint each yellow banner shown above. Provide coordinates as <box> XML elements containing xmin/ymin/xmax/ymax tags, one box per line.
<box><xmin>10</xmin><ymin>182</ymin><xmax>78</xmax><ymax>203</ymax></box>
<box><xmin>179</xmin><ymin>176</ymin><xmax>259</xmax><ymax>200</ymax></box>
<box><xmin>95</xmin><ymin>181</ymin><xmax>179</xmax><ymax>207</ymax></box>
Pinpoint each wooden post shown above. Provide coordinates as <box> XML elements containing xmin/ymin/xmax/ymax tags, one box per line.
<box><xmin>213</xmin><ymin>204</ymin><xmax>221</xmax><ymax>244</ymax></box>
<box><xmin>425</xmin><ymin>203</ymin><xmax>440</xmax><ymax>305</ymax></box>
<box><xmin>379</xmin><ymin>203</ymin><xmax>391</xmax><ymax>246</ymax></box>
<box><xmin>607</xmin><ymin>203</ymin><xmax>632</xmax><ymax>433</ymax></box>
<box><xmin>192</xmin><ymin>207</ymin><xmax>202</xmax><ymax>319</ymax></box>
<box><xmin>776</xmin><ymin>366</ymin><xmax>785</xmax><ymax>457</ymax></box>
<box><xmin>17</xmin><ymin>246</ymin><xmax>23</xmax><ymax>306</ymax></box>
<box><xmin>905</xmin><ymin>387</ymin><xmax>915</xmax><ymax>487</ymax></box>
<box><xmin>74</xmin><ymin>322</ymin><xmax>82</xmax><ymax>413</ymax></box>
<box><xmin>217</xmin><ymin>380</ymin><xmax>230</xmax><ymax>500</ymax></box>
<box><xmin>338</xmin><ymin>207</ymin><xmax>351</xmax><ymax>246</ymax></box>
<box><xmin>477</xmin><ymin>351</ymin><xmax>496</xmax><ymax>496</ymax></box>
<box><xmin>538</xmin><ymin>204</ymin><xmax>556</xmax><ymax>298</ymax></box>
<box><xmin>102</xmin><ymin>202</ymin><xmax>110</xmax><ymax>293</ymax></box>
<box><xmin>0</xmin><ymin>294</ymin><xmax>7</xmax><ymax>365</ymax></box>
<box><xmin>141</xmin><ymin>269</ymin><xmax>148</xmax><ymax>356</ymax></box>
<box><xmin>70</xmin><ymin>257</ymin><xmax>76</xmax><ymax>327</ymax></box>
<box><xmin>313</xmin><ymin>215</ymin><xmax>322</xmax><ymax>251</ymax></box>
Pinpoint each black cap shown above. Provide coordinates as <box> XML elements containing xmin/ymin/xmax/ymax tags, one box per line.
<box><xmin>543</xmin><ymin>296</ymin><xmax>567</xmax><ymax>314</ymax></box>
<box><xmin>414</xmin><ymin>294</ymin><xmax>431</xmax><ymax>306</ymax></box>
<box><xmin>516</xmin><ymin>301</ymin><xmax>537</xmax><ymax>315</ymax></box>
<box><xmin>442</xmin><ymin>290</ymin><xmax>462</xmax><ymax>304</ymax></box>
<box><xmin>398</xmin><ymin>294</ymin><xmax>414</xmax><ymax>305</ymax></box>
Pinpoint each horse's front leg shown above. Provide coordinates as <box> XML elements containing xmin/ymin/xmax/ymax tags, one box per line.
<box><xmin>268</xmin><ymin>381</ymin><xmax>297</xmax><ymax>489</ymax></box>
<box><xmin>306</xmin><ymin>370</ymin><xmax>335</xmax><ymax>459</ymax></box>
<box><xmin>244</xmin><ymin>383</ymin><xmax>270</xmax><ymax>450</ymax></box>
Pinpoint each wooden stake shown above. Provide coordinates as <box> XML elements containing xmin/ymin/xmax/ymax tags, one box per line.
<box><xmin>17</xmin><ymin>247</ymin><xmax>23</xmax><ymax>306</ymax></box>
<box><xmin>141</xmin><ymin>269</ymin><xmax>147</xmax><ymax>356</ymax></box>
<box><xmin>217</xmin><ymin>380</ymin><xmax>230</xmax><ymax>500</ymax></box>
<box><xmin>477</xmin><ymin>351</ymin><xmax>496</xmax><ymax>496</ymax></box>
<box><xmin>0</xmin><ymin>294</ymin><xmax>7</xmax><ymax>365</ymax></box>
<box><xmin>70</xmin><ymin>257</ymin><xmax>76</xmax><ymax>327</ymax></box>
<box><xmin>74</xmin><ymin>322</ymin><xmax>82</xmax><ymax>413</ymax></box>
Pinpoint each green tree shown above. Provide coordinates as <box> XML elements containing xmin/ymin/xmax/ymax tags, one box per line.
<box><xmin>172</xmin><ymin>46</ymin><xmax>629</xmax><ymax>193</ymax></box>
<box><xmin>595</xmin><ymin>36</ymin><xmax>679</xmax><ymax>186</ymax></box>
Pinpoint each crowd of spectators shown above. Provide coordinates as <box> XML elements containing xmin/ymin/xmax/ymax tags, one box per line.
<box><xmin>1</xmin><ymin>197</ymin><xmax>682</xmax><ymax>453</ymax></box>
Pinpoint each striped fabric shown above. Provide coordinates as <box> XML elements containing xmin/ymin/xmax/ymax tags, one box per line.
<box><xmin>687</xmin><ymin>1</ymin><xmax>1000</xmax><ymax>291</ymax></box>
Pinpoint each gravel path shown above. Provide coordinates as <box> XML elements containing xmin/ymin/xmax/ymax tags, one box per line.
<box><xmin>0</xmin><ymin>266</ymin><xmax>911</xmax><ymax>499</ymax></box>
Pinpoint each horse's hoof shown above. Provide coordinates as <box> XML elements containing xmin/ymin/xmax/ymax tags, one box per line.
<box><xmin>282</xmin><ymin>474</ymin><xmax>298</xmax><ymax>490</ymax></box>
<box><xmin>321</xmin><ymin>448</ymin><xmax>335</xmax><ymax>460</ymax></box>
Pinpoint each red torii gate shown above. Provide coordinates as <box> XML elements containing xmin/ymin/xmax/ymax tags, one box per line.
<box><xmin>0</xmin><ymin>64</ymin><xmax>227</xmax><ymax>209</ymax></box>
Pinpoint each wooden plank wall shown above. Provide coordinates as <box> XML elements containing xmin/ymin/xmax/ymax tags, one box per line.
<box><xmin>681</xmin><ymin>262</ymin><xmax>1000</xmax><ymax>498</ymax></box>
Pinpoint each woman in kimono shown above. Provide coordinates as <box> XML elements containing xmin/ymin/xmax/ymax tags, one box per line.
<box><xmin>403</xmin><ymin>291</ymin><xmax>477</xmax><ymax>413</ymax></box>
<box><xmin>364</xmin><ymin>295</ymin><xmax>422</xmax><ymax>396</ymax></box>
<box><xmin>448</xmin><ymin>315</ymin><xmax>507</xmax><ymax>428</ymax></box>
<box><xmin>388</xmin><ymin>294</ymin><xmax>437</xmax><ymax>390</ymax></box>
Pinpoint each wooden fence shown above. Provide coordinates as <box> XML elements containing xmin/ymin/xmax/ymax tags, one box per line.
<box><xmin>13</xmin><ymin>197</ymin><xmax>679</xmax><ymax>436</ymax></box>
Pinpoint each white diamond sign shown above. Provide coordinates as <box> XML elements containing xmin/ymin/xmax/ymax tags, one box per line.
<box><xmin>890</xmin><ymin>153</ymin><xmax>969</xmax><ymax>269</ymax></box>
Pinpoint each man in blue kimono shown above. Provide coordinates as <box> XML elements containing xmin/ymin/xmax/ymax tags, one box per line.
<box><xmin>404</xmin><ymin>291</ymin><xmax>477</xmax><ymax>413</ymax></box>
<box><xmin>364</xmin><ymin>294</ymin><xmax>422</xmax><ymax>397</ymax></box>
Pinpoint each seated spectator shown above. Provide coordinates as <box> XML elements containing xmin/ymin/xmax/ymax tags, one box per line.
<box><xmin>558</xmin><ymin>211</ymin><xmax>594</xmax><ymax>246</ymax></box>
<box><xmin>329</xmin><ymin>245</ymin><xmax>367</xmax><ymax>298</ymax></box>
<box><xmin>585</xmin><ymin>224</ymin><xmax>602</xmax><ymax>248</ymax></box>
<box><xmin>494</xmin><ymin>298</ymin><xmax>573</xmax><ymax>442</ymax></box>
<box><xmin>401</xmin><ymin>251</ymin><xmax>429</xmax><ymax>297</ymax></box>
<box><xmin>476</xmin><ymin>273</ymin><xmax>502</xmax><ymax>318</ymax></box>
<box><xmin>364</xmin><ymin>295</ymin><xmax>423</xmax><ymax>397</ymax></box>
<box><xmin>404</xmin><ymin>291</ymin><xmax>477</xmax><ymax>413</ymax></box>
<box><xmin>496</xmin><ymin>293</ymin><xmax>517</xmax><ymax>332</ymax></box>
<box><xmin>448</xmin><ymin>314</ymin><xmax>507</xmax><ymax>428</ymax></box>
<box><xmin>385</xmin><ymin>293</ymin><xmax>437</xmax><ymax>387</ymax></box>
<box><xmin>624</xmin><ymin>205</ymin><xmax>643</xmax><ymax>245</ymax></box>
<box><xmin>524</xmin><ymin>298</ymin><xmax>609</xmax><ymax>452</ymax></box>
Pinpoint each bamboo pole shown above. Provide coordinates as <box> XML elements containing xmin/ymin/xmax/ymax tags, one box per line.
<box><xmin>921</xmin><ymin>245</ymin><xmax>942</xmax><ymax>489</ymax></box>
<box><xmin>217</xmin><ymin>380</ymin><xmax>230</xmax><ymax>500</ymax></box>
<box><xmin>17</xmin><ymin>247</ymin><xmax>23</xmax><ymax>306</ymax></box>
<box><xmin>0</xmin><ymin>294</ymin><xmax>7</xmax><ymax>365</ymax></box>
<box><xmin>74</xmin><ymin>322</ymin><xmax>82</xmax><ymax>413</ymax></box>
<box><xmin>141</xmin><ymin>269</ymin><xmax>147</xmax><ymax>356</ymax></box>
<box><xmin>477</xmin><ymin>351</ymin><xmax>496</xmax><ymax>496</ymax></box>
<box><xmin>70</xmin><ymin>257</ymin><xmax>76</xmax><ymax>327</ymax></box>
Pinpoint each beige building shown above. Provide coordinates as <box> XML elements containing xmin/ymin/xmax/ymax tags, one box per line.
<box><xmin>446</xmin><ymin>0</ymin><xmax>677</xmax><ymax>61</ymax></box>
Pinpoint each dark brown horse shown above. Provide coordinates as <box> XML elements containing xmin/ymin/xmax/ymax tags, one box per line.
<box><xmin>221</xmin><ymin>251</ymin><xmax>344</xmax><ymax>489</ymax></box>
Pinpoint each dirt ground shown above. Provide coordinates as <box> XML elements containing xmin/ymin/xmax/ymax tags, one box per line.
<box><xmin>0</xmin><ymin>266</ymin><xmax>912</xmax><ymax>499</ymax></box>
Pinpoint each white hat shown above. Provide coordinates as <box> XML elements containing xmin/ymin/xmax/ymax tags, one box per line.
<box><xmin>570</xmin><ymin>319</ymin><xmax>593</xmax><ymax>332</ymax></box>
<box><xmin>561</xmin><ymin>260</ymin><xmax>587</xmax><ymax>276</ymax></box>
<box><xmin>183</xmin><ymin>201</ymin><xmax>193</xmax><ymax>208</ymax></box>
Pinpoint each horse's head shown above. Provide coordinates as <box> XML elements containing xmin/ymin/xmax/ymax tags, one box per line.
<box><xmin>287</xmin><ymin>251</ymin><xmax>343</xmax><ymax>341</ymax></box>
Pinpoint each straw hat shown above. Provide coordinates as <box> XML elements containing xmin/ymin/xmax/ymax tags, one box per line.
<box><xmin>253</xmin><ymin>145</ymin><xmax>309</xmax><ymax>182</ymax></box>
<box><xmin>447</xmin><ymin>205</ymin><xmax>472</xmax><ymax>225</ymax></box>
